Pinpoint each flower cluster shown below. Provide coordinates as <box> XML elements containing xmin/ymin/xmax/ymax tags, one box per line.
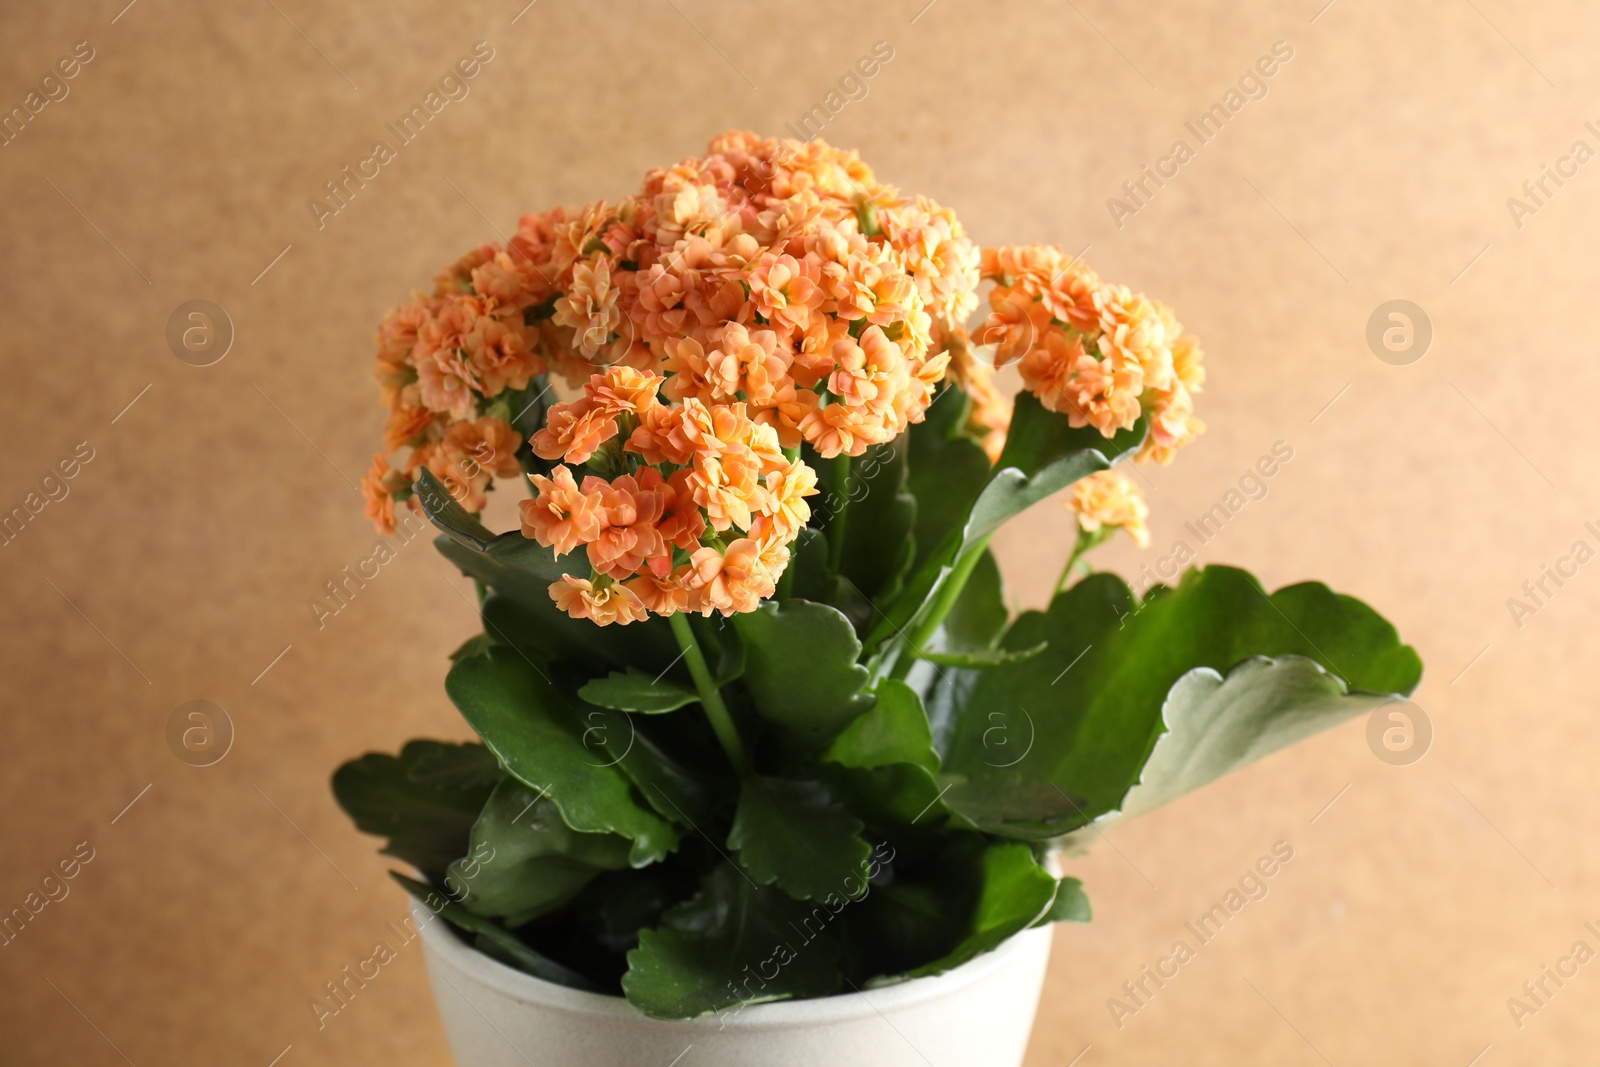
<box><xmin>359</xmin><ymin>130</ymin><xmax>980</xmax><ymax>534</ymax></box>
<box><xmin>361</xmin><ymin>133</ymin><xmax>1207</xmax><ymax>623</ymax></box>
<box><xmin>974</xmin><ymin>244</ymin><xmax>1205</xmax><ymax>465</ymax></box>
<box><xmin>1066</xmin><ymin>468</ymin><xmax>1150</xmax><ymax>549</ymax></box>
<box><xmin>520</xmin><ymin>366</ymin><xmax>816</xmax><ymax>623</ymax></box>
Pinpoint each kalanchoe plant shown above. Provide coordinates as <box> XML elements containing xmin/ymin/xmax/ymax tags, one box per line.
<box><xmin>335</xmin><ymin>131</ymin><xmax>1422</xmax><ymax>1020</ymax></box>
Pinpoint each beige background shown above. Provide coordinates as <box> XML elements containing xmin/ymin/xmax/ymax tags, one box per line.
<box><xmin>2</xmin><ymin>0</ymin><xmax>1596</xmax><ymax>1063</ymax></box>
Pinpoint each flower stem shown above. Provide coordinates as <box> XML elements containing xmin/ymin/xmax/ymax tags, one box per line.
<box><xmin>1053</xmin><ymin>527</ymin><xmax>1106</xmax><ymax>598</ymax></box>
<box><xmin>889</xmin><ymin>534</ymin><xmax>991</xmax><ymax>681</ymax></box>
<box><xmin>668</xmin><ymin>612</ymin><xmax>750</xmax><ymax>776</ymax></box>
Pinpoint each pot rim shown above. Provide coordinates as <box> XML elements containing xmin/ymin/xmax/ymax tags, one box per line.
<box><xmin>414</xmin><ymin>901</ymin><xmax>1054</xmax><ymax>1032</ymax></box>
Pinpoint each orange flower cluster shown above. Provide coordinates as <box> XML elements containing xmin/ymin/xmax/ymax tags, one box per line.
<box><xmin>360</xmin><ymin>132</ymin><xmax>1209</xmax><ymax>620</ymax></box>
<box><xmin>520</xmin><ymin>366</ymin><xmax>815</xmax><ymax>623</ymax></box>
<box><xmin>361</xmin><ymin>131</ymin><xmax>982</xmax><ymax>538</ymax></box>
<box><xmin>1067</xmin><ymin>469</ymin><xmax>1150</xmax><ymax>549</ymax></box>
<box><xmin>974</xmin><ymin>245</ymin><xmax>1206</xmax><ymax>465</ymax></box>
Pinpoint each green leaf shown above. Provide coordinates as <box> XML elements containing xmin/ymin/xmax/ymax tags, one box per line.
<box><xmin>445</xmin><ymin>649</ymin><xmax>680</xmax><ymax>864</ymax></box>
<box><xmin>939</xmin><ymin>778</ymin><xmax>1085</xmax><ymax>839</ymax></box>
<box><xmin>390</xmin><ymin>872</ymin><xmax>600</xmax><ymax>991</ymax></box>
<box><xmin>332</xmin><ymin>740</ymin><xmax>500</xmax><ymax>883</ymax></box>
<box><xmin>448</xmin><ymin>632</ymin><xmax>495</xmax><ymax>663</ymax></box>
<box><xmin>940</xmin><ymin>566</ymin><xmax>1423</xmax><ymax>836</ymax></box>
<box><xmin>969</xmin><ymin>394</ymin><xmax>1146</xmax><ymax>549</ymax></box>
<box><xmin>1034</xmin><ymin>877</ymin><xmax>1091</xmax><ymax>925</ymax></box>
<box><xmin>890</xmin><ymin>840</ymin><xmax>1056</xmax><ymax>982</ymax></box>
<box><xmin>922</xmin><ymin>643</ymin><xmax>1046</xmax><ymax>668</ymax></box>
<box><xmin>622</xmin><ymin>866</ymin><xmax>843</xmax><ymax>1019</ymax></box>
<box><xmin>403</xmin><ymin>740</ymin><xmax>504</xmax><ymax>792</ymax></box>
<box><xmin>414</xmin><ymin>470</ymin><xmax>679</xmax><ymax>674</ymax></box>
<box><xmin>578</xmin><ymin>668</ymin><xmax>699</xmax><ymax>714</ymax></box>
<box><xmin>447</xmin><ymin>778</ymin><xmax>632</xmax><ymax>923</ymax></box>
<box><xmin>785</xmin><ymin>527</ymin><xmax>834</xmax><ymax>603</ymax></box>
<box><xmin>837</xmin><ymin>440</ymin><xmax>916</xmax><ymax>605</ymax></box>
<box><xmin>730</xmin><ymin>600</ymin><xmax>873</xmax><ymax>746</ymax></box>
<box><xmin>576</xmin><ymin>706</ymin><xmax>723</xmax><ymax>830</ymax></box>
<box><xmin>1115</xmin><ymin>655</ymin><xmax>1409</xmax><ymax>821</ymax></box>
<box><xmin>728</xmin><ymin>777</ymin><xmax>873</xmax><ymax>902</ymax></box>
<box><xmin>906</xmin><ymin>388</ymin><xmax>992</xmax><ymax>577</ymax></box>
<box><xmin>821</xmin><ymin>680</ymin><xmax>945</xmax><ymax>826</ymax></box>
<box><xmin>932</xmin><ymin>547</ymin><xmax>1008</xmax><ymax>655</ymax></box>
<box><xmin>865</xmin><ymin>396</ymin><xmax>1143</xmax><ymax>656</ymax></box>
<box><xmin>824</xmin><ymin>679</ymin><xmax>940</xmax><ymax>776</ymax></box>
<box><xmin>414</xmin><ymin>468</ymin><xmax>497</xmax><ymax>549</ymax></box>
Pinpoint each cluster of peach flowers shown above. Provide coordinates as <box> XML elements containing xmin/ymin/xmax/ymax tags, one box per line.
<box><xmin>361</xmin><ymin>131</ymin><xmax>987</xmax><ymax>622</ymax></box>
<box><xmin>520</xmin><ymin>365</ymin><xmax>817</xmax><ymax>623</ymax></box>
<box><xmin>974</xmin><ymin>244</ymin><xmax>1205</xmax><ymax>466</ymax></box>
<box><xmin>359</xmin><ymin>132</ymin><xmax>1206</xmax><ymax>622</ymax></box>
<box><xmin>1066</xmin><ymin>469</ymin><xmax>1151</xmax><ymax>549</ymax></box>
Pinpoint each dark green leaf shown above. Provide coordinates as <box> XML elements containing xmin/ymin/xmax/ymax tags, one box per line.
<box><xmin>785</xmin><ymin>527</ymin><xmax>834</xmax><ymax>603</ymax></box>
<box><xmin>577</xmin><ymin>707</ymin><xmax>722</xmax><ymax>829</ymax></box>
<box><xmin>445</xmin><ymin>649</ymin><xmax>680</xmax><ymax>864</ymax></box>
<box><xmin>837</xmin><ymin>440</ymin><xmax>916</xmax><ymax>604</ymax></box>
<box><xmin>390</xmin><ymin>872</ymin><xmax>600</xmax><ymax>991</ymax></box>
<box><xmin>728</xmin><ymin>777</ymin><xmax>873</xmax><ymax>901</ymax></box>
<box><xmin>414</xmin><ymin>468</ymin><xmax>496</xmax><ymax>549</ymax></box>
<box><xmin>578</xmin><ymin>668</ymin><xmax>699</xmax><ymax>714</ymax></box>
<box><xmin>886</xmin><ymin>840</ymin><xmax>1056</xmax><ymax>982</ymax></box>
<box><xmin>403</xmin><ymin>740</ymin><xmax>504</xmax><ymax>792</ymax></box>
<box><xmin>622</xmin><ymin>866</ymin><xmax>843</xmax><ymax>1019</ymax></box>
<box><xmin>730</xmin><ymin>600</ymin><xmax>873</xmax><ymax>746</ymax></box>
<box><xmin>1034</xmin><ymin>877</ymin><xmax>1091</xmax><ymax>925</ymax></box>
<box><xmin>824</xmin><ymin>679</ymin><xmax>940</xmax><ymax>776</ymax></box>
<box><xmin>906</xmin><ymin>388</ymin><xmax>991</xmax><ymax>577</ymax></box>
<box><xmin>448</xmin><ymin>778</ymin><xmax>631</xmax><ymax>923</ymax></box>
<box><xmin>332</xmin><ymin>740</ymin><xmax>500</xmax><ymax>883</ymax></box>
<box><xmin>448</xmin><ymin>632</ymin><xmax>494</xmax><ymax>663</ymax></box>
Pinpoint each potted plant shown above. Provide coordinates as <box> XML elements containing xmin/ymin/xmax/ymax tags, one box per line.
<box><xmin>334</xmin><ymin>131</ymin><xmax>1421</xmax><ymax>1066</ymax></box>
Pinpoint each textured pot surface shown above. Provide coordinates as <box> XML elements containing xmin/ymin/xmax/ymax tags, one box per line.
<box><xmin>413</xmin><ymin>902</ymin><xmax>1055</xmax><ymax>1067</ymax></box>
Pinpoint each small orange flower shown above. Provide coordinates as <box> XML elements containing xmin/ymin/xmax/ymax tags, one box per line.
<box><xmin>706</xmin><ymin>323</ymin><xmax>790</xmax><ymax>405</ymax></box>
<box><xmin>584</xmin><ymin>470</ymin><xmax>671</xmax><ymax>580</ymax></box>
<box><xmin>415</xmin><ymin>349</ymin><xmax>479</xmax><ymax>421</ymax></box>
<box><xmin>532</xmin><ymin>396</ymin><xmax>620</xmax><ymax>464</ymax></box>
<box><xmin>690</xmin><ymin>444</ymin><xmax>768</xmax><ymax>533</ymax></box>
<box><xmin>585</xmin><ymin>365</ymin><xmax>663</xmax><ymax>417</ymax></box>
<box><xmin>683</xmin><ymin>539</ymin><xmax>773</xmax><ymax>616</ymax></box>
<box><xmin>552</xmin><ymin>256</ymin><xmax>621</xmax><ymax>360</ymax></box>
<box><xmin>549</xmin><ymin>575</ymin><xmax>647</xmax><ymax>626</ymax></box>
<box><xmin>625</xmin><ymin>568</ymin><xmax>690</xmax><ymax>616</ymax></box>
<box><xmin>383</xmin><ymin>390</ymin><xmax>437</xmax><ymax>452</ymax></box>
<box><xmin>626</xmin><ymin>403</ymin><xmax>694</xmax><ymax>466</ymax></box>
<box><xmin>361</xmin><ymin>453</ymin><xmax>403</xmax><ymax>535</ymax></box>
<box><xmin>657</xmin><ymin>468</ymin><xmax>708</xmax><ymax>551</ymax></box>
<box><xmin>761</xmin><ymin>460</ymin><xmax>817</xmax><ymax>539</ymax></box>
<box><xmin>521</xmin><ymin>466</ymin><xmax>603</xmax><ymax>557</ymax></box>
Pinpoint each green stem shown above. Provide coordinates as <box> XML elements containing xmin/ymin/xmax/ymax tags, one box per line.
<box><xmin>668</xmin><ymin>613</ymin><xmax>750</xmax><ymax>776</ymax></box>
<box><xmin>889</xmin><ymin>534</ymin><xmax>992</xmax><ymax>681</ymax></box>
<box><xmin>1053</xmin><ymin>528</ymin><xmax>1106</xmax><ymax>598</ymax></box>
<box><xmin>826</xmin><ymin>452</ymin><xmax>852</xmax><ymax>572</ymax></box>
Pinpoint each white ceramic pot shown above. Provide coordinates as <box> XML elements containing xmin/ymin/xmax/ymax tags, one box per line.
<box><xmin>414</xmin><ymin>902</ymin><xmax>1054</xmax><ymax>1067</ymax></box>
